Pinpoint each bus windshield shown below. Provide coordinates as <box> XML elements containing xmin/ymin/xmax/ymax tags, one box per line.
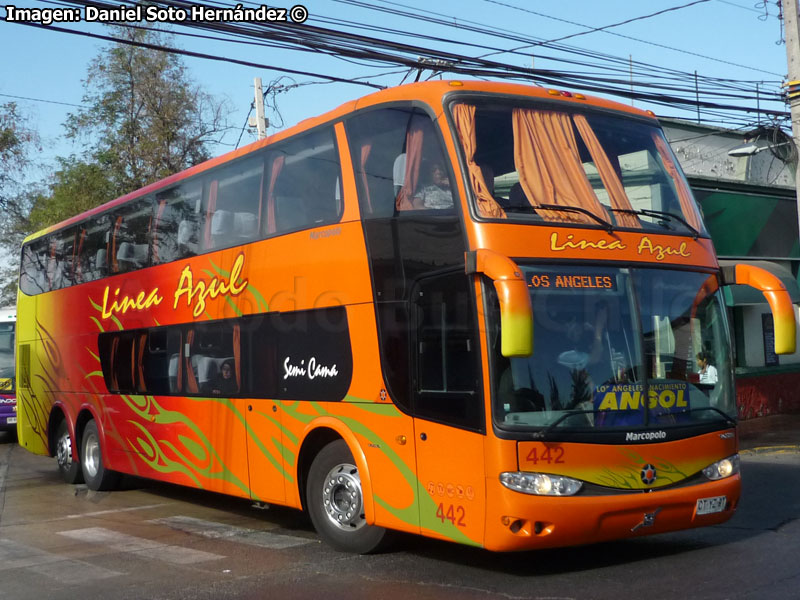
<box><xmin>491</xmin><ymin>266</ymin><xmax>734</xmax><ymax>432</ymax></box>
<box><xmin>450</xmin><ymin>100</ymin><xmax>706</xmax><ymax>236</ymax></box>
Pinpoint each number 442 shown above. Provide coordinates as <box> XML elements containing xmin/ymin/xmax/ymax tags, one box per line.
<box><xmin>436</xmin><ymin>503</ymin><xmax>466</xmax><ymax>527</ymax></box>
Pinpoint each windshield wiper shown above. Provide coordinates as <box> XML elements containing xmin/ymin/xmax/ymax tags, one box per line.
<box><xmin>531</xmin><ymin>408</ymin><xmax>603</xmax><ymax>440</ymax></box>
<box><xmin>609</xmin><ymin>208</ymin><xmax>700</xmax><ymax>240</ymax></box>
<box><xmin>537</xmin><ymin>204</ymin><xmax>615</xmax><ymax>234</ymax></box>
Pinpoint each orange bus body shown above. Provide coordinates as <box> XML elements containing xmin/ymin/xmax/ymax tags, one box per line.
<box><xmin>16</xmin><ymin>80</ymin><xmax>768</xmax><ymax>553</ymax></box>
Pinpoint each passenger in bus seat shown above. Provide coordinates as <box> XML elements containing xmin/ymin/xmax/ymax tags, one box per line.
<box><xmin>697</xmin><ymin>351</ymin><xmax>718</xmax><ymax>385</ymax></box>
<box><xmin>211</xmin><ymin>359</ymin><xmax>238</xmax><ymax>395</ymax></box>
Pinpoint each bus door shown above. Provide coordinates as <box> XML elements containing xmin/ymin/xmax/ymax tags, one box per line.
<box><xmin>411</xmin><ymin>272</ymin><xmax>486</xmax><ymax>547</ymax></box>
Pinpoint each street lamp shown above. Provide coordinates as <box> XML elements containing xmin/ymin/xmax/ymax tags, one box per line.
<box><xmin>727</xmin><ymin>140</ymin><xmax>794</xmax><ymax>157</ymax></box>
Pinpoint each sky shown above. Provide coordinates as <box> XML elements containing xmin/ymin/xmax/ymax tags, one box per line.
<box><xmin>0</xmin><ymin>0</ymin><xmax>794</xmax><ymax>180</ymax></box>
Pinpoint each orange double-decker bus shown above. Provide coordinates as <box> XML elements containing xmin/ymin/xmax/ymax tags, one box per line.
<box><xmin>16</xmin><ymin>80</ymin><xmax>796</xmax><ymax>553</ymax></box>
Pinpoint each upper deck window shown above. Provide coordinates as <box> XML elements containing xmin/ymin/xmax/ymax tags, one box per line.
<box><xmin>450</xmin><ymin>100</ymin><xmax>706</xmax><ymax>236</ymax></box>
<box><xmin>346</xmin><ymin>106</ymin><xmax>456</xmax><ymax>217</ymax></box>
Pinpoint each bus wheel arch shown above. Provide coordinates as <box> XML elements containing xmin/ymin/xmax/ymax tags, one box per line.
<box><xmin>296</xmin><ymin>421</ymin><xmax>376</xmax><ymax>522</ymax></box>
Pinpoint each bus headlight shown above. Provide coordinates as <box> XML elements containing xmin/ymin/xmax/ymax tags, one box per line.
<box><xmin>702</xmin><ymin>454</ymin><xmax>740</xmax><ymax>481</ymax></box>
<box><xmin>500</xmin><ymin>472</ymin><xmax>582</xmax><ymax>496</ymax></box>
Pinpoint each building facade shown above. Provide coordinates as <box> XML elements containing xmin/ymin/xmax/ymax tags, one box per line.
<box><xmin>665</xmin><ymin>119</ymin><xmax>800</xmax><ymax>418</ymax></box>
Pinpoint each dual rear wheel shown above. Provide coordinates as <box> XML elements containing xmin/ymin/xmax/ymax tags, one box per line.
<box><xmin>55</xmin><ymin>419</ymin><xmax>119</xmax><ymax>491</ymax></box>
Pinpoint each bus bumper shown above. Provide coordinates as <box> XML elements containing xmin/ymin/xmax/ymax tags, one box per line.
<box><xmin>483</xmin><ymin>474</ymin><xmax>740</xmax><ymax>552</ymax></box>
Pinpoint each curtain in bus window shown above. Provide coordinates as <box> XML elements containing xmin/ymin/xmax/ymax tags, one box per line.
<box><xmin>650</xmin><ymin>133</ymin><xmax>703</xmax><ymax>231</ymax></box>
<box><xmin>512</xmin><ymin>108</ymin><xmax>610</xmax><ymax>224</ymax></box>
<box><xmin>74</xmin><ymin>228</ymin><xmax>87</xmax><ymax>284</ymax></box>
<box><xmin>359</xmin><ymin>143</ymin><xmax>373</xmax><ymax>213</ymax></box>
<box><xmin>233</xmin><ymin>324</ymin><xmax>241</xmax><ymax>389</ymax></box>
<box><xmin>265</xmin><ymin>154</ymin><xmax>284</xmax><ymax>234</ymax></box>
<box><xmin>136</xmin><ymin>332</ymin><xmax>146</xmax><ymax>393</ymax></box>
<box><xmin>451</xmin><ymin>104</ymin><xmax>506</xmax><ymax>219</ymax></box>
<box><xmin>203</xmin><ymin>180</ymin><xmax>219</xmax><ymax>249</ymax></box>
<box><xmin>185</xmin><ymin>329</ymin><xmax>199</xmax><ymax>394</ymax></box>
<box><xmin>395</xmin><ymin>120</ymin><xmax>424</xmax><ymax>211</ymax></box>
<box><xmin>573</xmin><ymin>115</ymin><xmax>641</xmax><ymax>229</ymax></box>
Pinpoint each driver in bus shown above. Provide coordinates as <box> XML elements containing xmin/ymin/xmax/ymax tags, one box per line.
<box><xmin>412</xmin><ymin>159</ymin><xmax>454</xmax><ymax>209</ymax></box>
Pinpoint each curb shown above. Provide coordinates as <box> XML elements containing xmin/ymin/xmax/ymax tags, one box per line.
<box><xmin>740</xmin><ymin>445</ymin><xmax>800</xmax><ymax>455</ymax></box>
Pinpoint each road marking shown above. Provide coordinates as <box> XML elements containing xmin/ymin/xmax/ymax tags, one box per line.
<box><xmin>150</xmin><ymin>516</ymin><xmax>313</xmax><ymax>549</ymax></box>
<box><xmin>58</xmin><ymin>527</ymin><xmax>224</xmax><ymax>564</ymax></box>
<box><xmin>0</xmin><ymin>538</ymin><xmax>120</xmax><ymax>582</ymax></box>
<box><xmin>63</xmin><ymin>503</ymin><xmax>169</xmax><ymax>519</ymax></box>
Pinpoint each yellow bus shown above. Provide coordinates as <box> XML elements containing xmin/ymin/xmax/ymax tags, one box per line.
<box><xmin>16</xmin><ymin>80</ymin><xmax>795</xmax><ymax>553</ymax></box>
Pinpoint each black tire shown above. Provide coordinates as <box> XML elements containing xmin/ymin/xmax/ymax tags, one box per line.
<box><xmin>55</xmin><ymin>420</ymin><xmax>83</xmax><ymax>484</ymax></box>
<box><xmin>306</xmin><ymin>439</ymin><xmax>388</xmax><ymax>554</ymax></box>
<box><xmin>80</xmin><ymin>420</ymin><xmax>120</xmax><ymax>491</ymax></box>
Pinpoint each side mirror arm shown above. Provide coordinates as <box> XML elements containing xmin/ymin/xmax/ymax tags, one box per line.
<box><xmin>721</xmin><ymin>263</ymin><xmax>796</xmax><ymax>354</ymax></box>
<box><xmin>466</xmin><ymin>249</ymin><xmax>533</xmax><ymax>357</ymax></box>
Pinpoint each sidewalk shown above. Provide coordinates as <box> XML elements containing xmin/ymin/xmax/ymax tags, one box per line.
<box><xmin>738</xmin><ymin>414</ymin><xmax>800</xmax><ymax>453</ymax></box>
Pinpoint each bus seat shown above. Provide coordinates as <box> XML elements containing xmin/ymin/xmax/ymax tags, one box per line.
<box><xmin>211</xmin><ymin>210</ymin><xmax>233</xmax><ymax>236</ymax></box>
<box><xmin>94</xmin><ymin>249</ymin><xmax>107</xmax><ymax>276</ymax></box>
<box><xmin>393</xmin><ymin>153</ymin><xmax>406</xmax><ymax>196</ymax></box>
<box><xmin>234</xmin><ymin>212</ymin><xmax>258</xmax><ymax>240</ymax></box>
<box><xmin>196</xmin><ymin>355</ymin><xmax>217</xmax><ymax>393</ymax></box>
<box><xmin>116</xmin><ymin>242</ymin><xmax>135</xmax><ymax>272</ymax></box>
<box><xmin>167</xmin><ymin>353</ymin><xmax>179</xmax><ymax>393</ymax></box>
<box><xmin>177</xmin><ymin>219</ymin><xmax>198</xmax><ymax>253</ymax></box>
<box><xmin>116</xmin><ymin>242</ymin><xmax>148</xmax><ymax>271</ymax></box>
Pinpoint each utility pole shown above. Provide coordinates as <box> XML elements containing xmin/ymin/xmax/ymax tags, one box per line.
<box><xmin>782</xmin><ymin>0</ymin><xmax>800</xmax><ymax>241</ymax></box>
<box><xmin>248</xmin><ymin>77</ymin><xmax>268</xmax><ymax>140</ymax></box>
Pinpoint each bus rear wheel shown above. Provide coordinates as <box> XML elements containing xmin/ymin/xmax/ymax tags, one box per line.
<box><xmin>55</xmin><ymin>420</ymin><xmax>83</xmax><ymax>484</ymax></box>
<box><xmin>306</xmin><ymin>439</ymin><xmax>388</xmax><ymax>554</ymax></box>
<box><xmin>80</xmin><ymin>420</ymin><xmax>120</xmax><ymax>491</ymax></box>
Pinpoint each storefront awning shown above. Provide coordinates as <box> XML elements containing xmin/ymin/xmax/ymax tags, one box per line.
<box><xmin>719</xmin><ymin>259</ymin><xmax>800</xmax><ymax>306</ymax></box>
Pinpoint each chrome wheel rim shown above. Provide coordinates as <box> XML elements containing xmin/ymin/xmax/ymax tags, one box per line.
<box><xmin>83</xmin><ymin>431</ymin><xmax>101</xmax><ymax>479</ymax></box>
<box><xmin>56</xmin><ymin>428</ymin><xmax>73</xmax><ymax>470</ymax></box>
<box><xmin>321</xmin><ymin>463</ymin><xmax>365</xmax><ymax>531</ymax></box>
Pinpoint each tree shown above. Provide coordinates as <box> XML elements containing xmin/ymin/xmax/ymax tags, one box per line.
<box><xmin>0</xmin><ymin>102</ymin><xmax>39</xmax><ymax>306</ymax></box>
<box><xmin>66</xmin><ymin>25</ymin><xmax>231</xmax><ymax>196</ymax></box>
<box><xmin>0</xmin><ymin>26</ymin><xmax>231</xmax><ymax>304</ymax></box>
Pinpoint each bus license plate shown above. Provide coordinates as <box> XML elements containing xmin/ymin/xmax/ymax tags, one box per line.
<box><xmin>696</xmin><ymin>495</ymin><xmax>726</xmax><ymax>515</ymax></box>
<box><xmin>6</xmin><ymin>417</ymin><xmax>16</xmax><ymax>425</ymax></box>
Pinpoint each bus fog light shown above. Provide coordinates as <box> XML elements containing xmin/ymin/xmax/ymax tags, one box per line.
<box><xmin>500</xmin><ymin>472</ymin><xmax>582</xmax><ymax>496</ymax></box>
<box><xmin>702</xmin><ymin>454</ymin><xmax>740</xmax><ymax>481</ymax></box>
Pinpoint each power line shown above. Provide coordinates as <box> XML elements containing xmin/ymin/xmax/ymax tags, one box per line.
<box><xmin>0</xmin><ymin>92</ymin><xmax>85</xmax><ymax>108</ymax></box>
<box><xmin>477</xmin><ymin>0</ymin><xmax>783</xmax><ymax>76</ymax></box>
<box><xmin>16</xmin><ymin>0</ymin><xmax>792</xmax><ymax>123</ymax></box>
<box><xmin>2</xmin><ymin>19</ymin><xmax>387</xmax><ymax>90</ymax></box>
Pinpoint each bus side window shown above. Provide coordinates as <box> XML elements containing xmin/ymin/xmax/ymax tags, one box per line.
<box><xmin>154</xmin><ymin>180</ymin><xmax>204</xmax><ymax>264</ymax></box>
<box><xmin>345</xmin><ymin>106</ymin><xmax>451</xmax><ymax>217</ymax></box>
<box><xmin>110</xmin><ymin>198</ymin><xmax>153</xmax><ymax>274</ymax></box>
<box><xmin>204</xmin><ymin>155</ymin><xmax>264</xmax><ymax>251</ymax></box>
<box><xmin>20</xmin><ymin>239</ymin><xmax>48</xmax><ymax>295</ymax></box>
<box><xmin>265</xmin><ymin>126</ymin><xmax>342</xmax><ymax>236</ymax></box>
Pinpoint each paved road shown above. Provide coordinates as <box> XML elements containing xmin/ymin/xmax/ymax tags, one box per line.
<box><xmin>1</xmin><ymin>430</ymin><xmax>798</xmax><ymax>599</ymax></box>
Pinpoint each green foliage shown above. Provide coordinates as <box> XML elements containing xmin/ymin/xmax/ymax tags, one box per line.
<box><xmin>66</xmin><ymin>26</ymin><xmax>229</xmax><ymax>196</ymax></box>
<box><xmin>27</xmin><ymin>158</ymin><xmax>115</xmax><ymax>232</ymax></box>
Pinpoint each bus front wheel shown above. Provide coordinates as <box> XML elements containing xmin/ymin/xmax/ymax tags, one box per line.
<box><xmin>80</xmin><ymin>420</ymin><xmax>120</xmax><ymax>491</ymax></box>
<box><xmin>306</xmin><ymin>439</ymin><xmax>388</xmax><ymax>553</ymax></box>
<box><xmin>55</xmin><ymin>420</ymin><xmax>83</xmax><ymax>484</ymax></box>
